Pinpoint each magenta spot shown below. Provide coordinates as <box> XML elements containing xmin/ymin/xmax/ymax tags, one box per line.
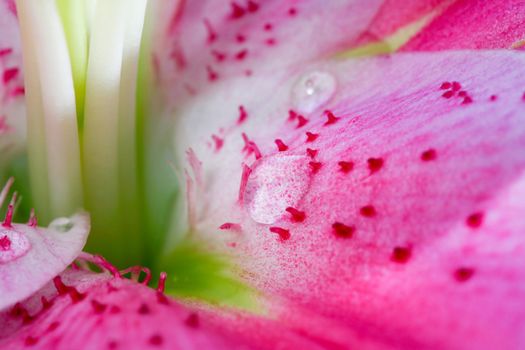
<box><xmin>266</xmin><ymin>38</ymin><xmax>276</xmax><ymax>46</ymax></box>
<box><xmin>451</xmin><ymin>81</ymin><xmax>461</xmax><ymax>91</ymax></box>
<box><xmin>324</xmin><ymin>110</ymin><xmax>339</xmax><ymax>125</ymax></box>
<box><xmin>367</xmin><ymin>157</ymin><xmax>384</xmax><ymax>173</ymax></box>
<box><xmin>237</xmin><ymin>105</ymin><xmax>248</xmax><ymax>124</ymax></box>
<box><xmin>108</xmin><ymin>341</ymin><xmax>118</xmax><ymax>350</ymax></box>
<box><xmin>149</xmin><ymin>334</ymin><xmax>164</xmax><ymax>346</ymax></box>
<box><xmin>269</xmin><ymin>227</ymin><xmax>291</xmax><ymax>241</ymax></box>
<box><xmin>3</xmin><ymin>67</ymin><xmax>19</xmax><ymax>84</ymax></box>
<box><xmin>338</xmin><ymin>161</ymin><xmax>354</xmax><ymax>173</ymax></box>
<box><xmin>235</xmin><ymin>49</ymin><xmax>248</xmax><ymax>60</ymax></box>
<box><xmin>285</xmin><ymin>207</ymin><xmax>306</xmax><ymax>222</ymax></box>
<box><xmin>219</xmin><ymin>222</ymin><xmax>242</xmax><ymax>231</ymax></box>
<box><xmin>0</xmin><ymin>48</ymin><xmax>13</xmax><ymax>57</ymax></box>
<box><xmin>391</xmin><ymin>246</ymin><xmax>412</xmax><ymax>263</ymax></box>
<box><xmin>53</xmin><ymin>276</ymin><xmax>85</xmax><ymax>303</ymax></box>
<box><xmin>332</xmin><ymin>222</ymin><xmax>354</xmax><ymax>238</ymax></box>
<box><xmin>309</xmin><ymin>161</ymin><xmax>322</xmax><ymax>173</ymax></box>
<box><xmin>238</xmin><ymin>163</ymin><xmax>253</xmax><ymax>202</ymax></box>
<box><xmin>454</xmin><ymin>267</ymin><xmax>475</xmax><ymax>282</ymax></box>
<box><xmin>462</xmin><ymin>96</ymin><xmax>473</xmax><ymax>104</ymax></box>
<box><xmin>466</xmin><ymin>212</ymin><xmax>483</xmax><ymax>228</ymax></box>
<box><xmin>305</xmin><ymin>132</ymin><xmax>319</xmax><ymax>142</ymax></box>
<box><xmin>247</xmin><ymin>0</ymin><xmax>259</xmax><ymax>12</ymax></box>
<box><xmin>91</xmin><ymin>300</ymin><xmax>107</xmax><ymax>314</ymax></box>
<box><xmin>230</xmin><ymin>2</ymin><xmax>246</xmax><ymax>19</ymax></box>
<box><xmin>203</xmin><ymin>19</ymin><xmax>217</xmax><ymax>43</ymax></box>
<box><xmin>212</xmin><ymin>135</ymin><xmax>224</xmax><ymax>151</ymax></box>
<box><xmin>288</xmin><ymin>7</ymin><xmax>297</xmax><ymax>16</ymax></box>
<box><xmin>211</xmin><ymin>50</ymin><xmax>226</xmax><ymax>62</ymax></box>
<box><xmin>236</xmin><ymin>34</ymin><xmax>246</xmax><ymax>43</ymax></box>
<box><xmin>360</xmin><ymin>205</ymin><xmax>376</xmax><ymax>217</ymax></box>
<box><xmin>206</xmin><ymin>66</ymin><xmax>218</xmax><ymax>81</ymax></box>
<box><xmin>138</xmin><ymin>303</ymin><xmax>151</xmax><ymax>315</ymax></box>
<box><xmin>47</xmin><ymin>321</ymin><xmax>60</xmax><ymax>333</ymax></box>
<box><xmin>421</xmin><ymin>148</ymin><xmax>437</xmax><ymax>161</ymax></box>
<box><xmin>457</xmin><ymin>91</ymin><xmax>467</xmax><ymax>97</ymax></box>
<box><xmin>275</xmin><ymin>139</ymin><xmax>288</xmax><ymax>152</ymax></box>
<box><xmin>490</xmin><ymin>95</ymin><xmax>498</xmax><ymax>101</ymax></box>
<box><xmin>41</xmin><ymin>296</ymin><xmax>53</xmax><ymax>310</ymax></box>
<box><xmin>442</xmin><ymin>90</ymin><xmax>455</xmax><ymax>98</ymax></box>
<box><xmin>25</xmin><ymin>336</ymin><xmax>38</xmax><ymax>347</ymax></box>
<box><xmin>296</xmin><ymin>115</ymin><xmax>308</xmax><ymax>128</ymax></box>
<box><xmin>110</xmin><ymin>305</ymin><xmax>121</xmax><ymax>314</ymax></box>
<box><xmin>264</xmin><ymin>23</ymin><xmax>273</xmax><ymax>31</ymax></box>
<box><xmin>306</xmin><ymin>148</ymin><xmax>318</xmax><ymax>158</ymax></box>
<box><xmin>0</xmin><ymin>235</ymin><xmax>11</xmax><ymax>250</ymax></box>
<box><xmin>185</xmin><ymin>313</ymin><xmax>200</xmax><ymax>328</ymax></box>
<box><xmin>288</xmin><ymin>110</ymin><xmax>297</xmax><ymax>121</ymax></box>
<box><xmin>439</xmin><ymin>81</ymin><xmax>451</xmax><ymax>90</ymax></box>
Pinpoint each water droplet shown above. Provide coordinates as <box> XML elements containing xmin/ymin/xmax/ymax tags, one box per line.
<box><xmin>49</xmin><ymin>217</ymin><xmax>74</xmax><ymax>232</ymax></box>
<box><xmin>0</xmin><ymin>228</ymin><xmax>31</xmax><ymax>264</ymax></box>
<box><xmin>243</xmin><ymin>155</ymin><xmax>312</xmax><ymax>224</ymax></box>
<box><xmin>291</xmin><ymin>71</ymin><xmax>337</xmax><ymax>113</ymax></box>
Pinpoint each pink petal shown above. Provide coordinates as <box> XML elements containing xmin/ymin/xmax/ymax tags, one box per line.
<box><xmin>0</xmin><ymin>179</ymin><xmax>89</xmax><ymax>311</ymax></box>
<box><xmin>156</xmin><ymin>0</ymin><xmax>383</xmax><ymax>99</ymax></box>
<box><xmin>0</xmin><ymin>268</ymin><xmax>325</xmax><ymax>349</ymax></box>
<box><xmin>172</xmin><ymin>50</ymin><xmax>525</xmax><ymax>348</ymax></box>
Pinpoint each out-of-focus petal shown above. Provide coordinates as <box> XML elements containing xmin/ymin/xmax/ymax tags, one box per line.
<box><xmin>0</xmin><ymin>268</ymin><xmax>326</xmax><ymax>349</ymax></box>
<box><xmin>172</xmin><ymin>50</ymin><xmax>525</xmax><ymax>349</ymax></box>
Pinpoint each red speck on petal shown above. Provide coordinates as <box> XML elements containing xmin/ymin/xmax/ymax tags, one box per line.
<box><xmin>211</xmin><ymin>50</ymin><xmax>226</xmax><ymax>62</ymax></box>
<box><xmin>296</xmin><ymin>115</ymin><xmax>308</xmax><ymax>128</ymax></box>
<box><xmin>306</xmin><ymin>148</ymin><xmax>318</xmax><ymax>158</ymax></box>
<box><xmin>454</xmin><ymin>267</ymin><xmax>475</xmax><ymax>282</ymax></box>
<box><xmin>275</xmin><ymin>139</ymin><xmax>288</xmax><ymax>152</ymax></box>
<box><xmin>391</xmin><ymin>246</ymin><xmax>412</xmax><ymax>263</ymax></box>
<box><xmin>338</xmin><ymin>161</ymin><xmax>354</xmax><ymax>173</ymax></box>
<box><xmin>91</xmin><ymin>300</ymin><xmax>107</xmax><ymax>314</ymax></box>
<box><xmin>138</xmin><ymin>303</ymin><xmax>151</xmax><ymax>315</ymax></box>
<box><xmin>466</xmin><ymin>212</ymin><xmax>484</xmax><ymax>228</ymax></box>
<box><xmin>241</xmin><ymin>133</ymin><xmax>262</xmax><ymax>159</ymax></box>
<box><xmin>185</xmin><ymin>313</ymin><xmax>200</xmax><ymax>328</ymax></box>
<box><xmin>360</xmin><ymin>205</ymin><xmax>376</xmax><ymax>217</ymax></box>
<box><xmin>212</xmin><ymin>135</ymin><xmax>224</xmax><ymax>151</ymax></box>
<box><xmin>324</xmin><ymin>110</ymin><xmax>339</xmax><ymax>125</ymax></box>
<box><xmin>264</xmin><ymin>23</ymin><xmax>273</xmax><ymax>31</ymax></box>
<box><xmin>0</xmin><ymin>48</ymin><xmax>13</xmax><ymax>56</ymax></box>
<box><xmin>490</xmin><ymin>95</ymin><xmax>498</xmax><ymax>101</ymax></box>
<box><xmin>462</xmin><ymin>96</ymin><xmax>473</xmax><ymax>104</ymax></box>
<box><xmin>451</xmin><ymin>81</ymin><xmax>461</xmax><ymax>91</ymax></box>
<box><xmin>332</xmin><ymin>222</ymin><xmax>354</xmax><ymax>238</ymax></box>
<box><xmin>230</xmin><ymin>2</ymin><xmax>246</xmax><ymax>19</ymax></box>
<box><xmin>421</xmin><ymin>148</ymin><xmax>437</xmax><ymax>161</ymax></box>
<box><xmin>236</xmin><ymin>34</ymin><xmax>246</xmax><ymax>43</ymax></box>
<box><xmin>24</xmin><ymin>336</ymin><xmax>38</xmax><ymax>347</ymax></box>
<box><xmin>46</xmin><ymin>321</ymin><xmax>60</xmax><ymax>333</ymax></box>
<box><xmin>367</xmin><ymin>157</ymin><xmax>384</xmax><ymax>173</ymax></box>
<box><xmin>3</xmin><ymin>67</ymin><xmax>19</xmax><ymax>84</ymax></box>
<box><xmin>235</xmin><ymin>49</ymin><xmax>248</xmax><ymax>60</ymax></box>
<box><xmin>219</xmin><ymin>222</ymin><xmax>242</xmax><ymax>231</ymax></box>
<box><xmin>309</xmin><ymin>161</ymin><xmax>322</xmax><ymax>173</ymax></box>
<box><xmin>247</xmin><ymin>1</ymin><xmax>259</xmax><ymax>12</ymax></box>
<box><xmin>305</xmin><ymin>132</ymin><xmax>319</xmax><ymax>142</ymax></box>
<box><xmin>53</xmin><ymin>276</ymin><xmax>85</xmax><ymax>303</ymax></box>
<box><xmin>439</xmin><ymin>82</ymin><xmax>451</xmax><ymax>90</ymax></box>
<box><xmin>206</xmin><ymin>66</ymin><xmax>219</xmax><ymax>81</ymax></box>
<box><xmin>41</xmin><ymin>296</ymin><xmax>53</xmax><ymax>310</ymax></box>
<box><xmin>442</xmin><ymin>90</ymin><xmax>455</xmax><ymax>98</ymax></box>
<box><xmin>288</xmin><ymin>110</ymin><xmax>297</xmax><ymax>121</ymax></box>
<box><xmin>265</xmin><ymin>38</ymin><xmax>276</xmax><ymax>46</ymax></box>
<box><xmin>203</xmin><ymin>19</ymin><xmax>217</xmax><ymax>43</ymax></box>
<box><xmin>269</xmin><ymin>227</ymin><xmax>290</xmax><ymax>241</ymax></box>
<box><xmin>149</xmin><ymin>334</ymin><xmax>164</xmax><ymax>346</ymax></box>
<box><xmin>286</xmin><ymin>207</ymin><xmax>306</xmax><ymax>222</ymax></box>
<box><xmin>238</xmin><ymin>163</ymin><xmax>252</xmax><ymax>202</ymax></box>
<box><xmin>0</xmin><ymin>235</ymin><xmax>11</xmax><ymax>250</ymax></box>
<box><xmin>288</xmin><ymin>7</ymin><xmax>297</xmax><ymax>16</ymax></box>
<box><xmin>458</xmin><ymin>90</ymin><xmax>467</xmax><ymax>97</ymax></box>
<box><xmin>237</xmin><ymin>105</ymin><xmax>248</xmax><ymax>124</ymax></box>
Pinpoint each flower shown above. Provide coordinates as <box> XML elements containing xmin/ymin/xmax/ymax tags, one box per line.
<box><xmin>1</xmin><ymin>0</ymin><xmax>525</xmax><ymax>349</ymax></box>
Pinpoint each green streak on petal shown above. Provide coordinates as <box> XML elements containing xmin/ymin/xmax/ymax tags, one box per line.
<box><xmin>160</xmin><ymin>241</ymin><xmax>263</xmax><ymax>313</ymax></box>
<box><xmin>55</xmin><ymin>0</ymin><xmax>89</xmax><ymax>128</ymax></box>
<box><xmin>337</xmin><ymin>3</ymin><xmax>451</xmax><ymax>58</ymax></box>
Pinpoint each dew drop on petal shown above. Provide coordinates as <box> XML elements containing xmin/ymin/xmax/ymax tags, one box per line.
<box><xmin>0</xmin><ymin>228</ymin><xmax>31</xmax><ymax>264</ymax></box>
<box><xmin>48</xmin><ymin>217</ymin><xmax>74</xmax><ymax>232</ymax></box>
<box><xmin>243</xmin><ymin>155</ymin><xmax>312</xmax><ymax>224</ymax></box>
<box><xmin>291</xmin><ymin>71</ymin><xmax>337</xmax><ymax>113</ymax></box>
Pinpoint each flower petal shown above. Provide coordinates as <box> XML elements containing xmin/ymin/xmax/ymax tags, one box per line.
<box><xmin>171</xmin><ymin>50</ymin><xmax>525</xmax><ymax>348</ymax></box>
<box><xmin>0</xmin><ymin>180</ymin><xmax>90</xmax><ymax>311</ymax></box>
<box><xmin>0</xmin><ymin>268</ymin><xmax>326</xmax><ymax>349</ymax></box>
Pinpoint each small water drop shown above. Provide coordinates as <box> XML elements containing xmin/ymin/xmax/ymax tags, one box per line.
<box><xmin>243</xmin><ymin>155</ymin><xmax>312</xmax><ymax>224</ymax></box>
<box><xmin>291</xmin><ymin>71</ymin><xmax>337</xmax><ymax>113</ymax></box>
<box><xmin>0</xmin><ymin>228</ymin><xmax>31</xmax><ymax>264</ymax></box>
<box><xmin>49</xmin><ymin>217</ymin><xmax>74</xmax><ymax>232</ymax></box>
